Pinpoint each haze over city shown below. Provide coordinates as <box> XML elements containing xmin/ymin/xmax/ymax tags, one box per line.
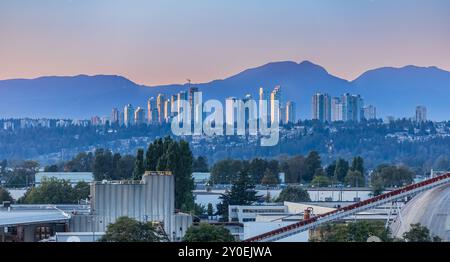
<box><xmin>1</xmin><ymin>0</ymin><xmax>450</xmax><ymax>85</ymax></box>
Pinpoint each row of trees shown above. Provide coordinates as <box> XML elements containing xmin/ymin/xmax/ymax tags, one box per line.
<box><xmin>99</xmin><ymin>216</ymin><xmax>440</xmax><ymax>242</ymax></box>
<box><xmin>312</xmin><ymin>221</ymin><xmax>441</xmax><ymax>242</ymax></box>
<box><xmin>210</xmin><ymin>152</ymin><xmax>366</xmax><ymax>186</ymax></box>
<box><xmin>100</xmin><ymin>216</ymin><xmax>234</xmax><ymax>242</ymax></box>
<box><xmin>19</xmin><ymin>178</ymin><xmax>90</xmax><ymax>204</ymax></box>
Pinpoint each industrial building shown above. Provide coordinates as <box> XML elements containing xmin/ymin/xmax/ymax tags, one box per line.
<box><xmin>1</xmin><ymin>171</ymin><xmax>193</xmax><ymax>242</ymax></box>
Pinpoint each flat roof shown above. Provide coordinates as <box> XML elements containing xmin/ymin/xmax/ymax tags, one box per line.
<box><xmin>0</xmin><ymin>205</ymin><xmax>89</xmax><ymax>227</ymax></box>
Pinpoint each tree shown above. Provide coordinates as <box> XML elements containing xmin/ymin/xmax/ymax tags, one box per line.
<box><xmin>304</xmin><ymin>151</ymin><xmax>322</xmax><ymax>182</ymax></box>
<box><xmin>44</xmin><ymin>165</ymin><xmax>58</xmax><ymax>172</ymax></box>
<box><xmin>183</xmin><ymin>223</ymin><xmax>234</xmax><ymax>242</ymax></box>
<box><xmin>311</xmin><ymin>221</ymin><xmax>391</xmax><ymax>242</ymax></box>
<box><xmin>93</xmin><ymin>149</ymin><xmax>113</xmax><ymax>181</ymax></box>
<box><xmin>261</xmin><ymin>168</ymin><xmax>279</xmax><ymax>186</ymax></box>
<box><xmin>207</xmin><ymin>203</ymin><xmax>214</xmax><ymax>219</ymax></box>
<box><xmin>276</xmin><ymin>186</ymin><xmax>311</xmax><ymax>202</ymax></box>
<box><xmin>311</xmin><ymin>175</ymin><xmax>331</xmax><ymax>187</ymax></box>
<box><xmin>334</xmin><ymin>158</ymin><xmax>349</xmax><ymax>183</ymax></box>
<box><xmin>144</xmin><ymin>137</ymin><xmax>195</xmax><ymax>212</ymax></box>
<box><xmin>21</xmin><ymin>178</ymin><xmax>87</xmax><ymax>204</ymax></box>
<box><xmin>283</xmin><ymin>155</ymin><xmax>306</xmax><ymax>184</ymax></box>
<box><xmin>115</xmin><ymin>155</ymin><xmax>135</xmax><ymax>180</ymax></box>
<box><xmin>133</xmin><ymin>149</ymin><xmax>145</xmax><ymax>180</ymax></box>
<box><xmin>100</xmin><ymin>217</ymin><xmax>168</xmax><ymax>242</ymax></box>
<box><xmin>370</xmin><ymin>164</ymin><xmax>414</xmax><ymax>188</ymax></box>
<box><xmin>210</xmin><ymin>159</ymin><xmax>243</xmax><ymax>184</ymax></box>
<box><xmin>0</xmin><ymin>187</ymin><xmax>13</xmax><ymax>202</ymax></box>
<box><xmin>249</xmin><ymin>158</ymin><xmax>270</xmax><ymax>184</ymax></box>
<box><xmin>350</xmin><ymin>156</ymin><xmax>364</xmax><ymax>175</ymax></box>
<box><xmin>325</xmin><ymin>161</ymin><xmax>336</xmax><ymax>178</ymax></box>
<box><xmin>345</xmin><ymin>170</ymin><xmax>365</xmax><ymax>187</ymax></box>
<box><xmin>193</xmin><ymin>156</ymin><xmax>209</xmax><ymax>172</ymax></box>
<box><xmin>217</xmin><ymin>167</ymin><xmax>259</xmax><ymax>221</ymax></box>
<box><xmin>74</xmin><ymin>181</ymin><xmax>90</xmax><ymax>201</ymax></box>
<box><xmin>402</xmin><ymin>223</ymin><xmax>441</xmax><ymax>242</ymax></box>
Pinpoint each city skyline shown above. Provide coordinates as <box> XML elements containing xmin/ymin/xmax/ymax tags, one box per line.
<box><xmin>1</xmin><ymin>0</ymin><xmax>450</xmax><ymax>85</ymax></box>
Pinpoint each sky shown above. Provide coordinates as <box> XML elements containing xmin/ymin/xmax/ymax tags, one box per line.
<box><xmin>1</xmin><ymin>0</ymin><xmax>449</xmax><ymax>86</ymax></box>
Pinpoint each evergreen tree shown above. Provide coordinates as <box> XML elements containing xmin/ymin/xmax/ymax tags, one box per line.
<box><xmin>351</xmin><ymin>156</ymin><xmax>365</xmax><ymax>175</ymax></box>
<box><xmin>261</xmin><ymin>168</ymin><xmax>280</xmax><ymax>186</ymax></box>
<box><xmin>143</xmin><ymin>137</ymin><xmax>195</xmax><ymax>212</ymax></box>
<box><xmin>217</xmin><ymin>167</ymin><xmax>259</xmax><ymax>221</ymax></box>
<box><xmin>133</xmin><ymin>149</ymin><xmax>145</xmax><ymax>180</ymax></box>
<box><xmin>334</xmin><ymin>158</ymin><xmax>349</xmax><ymax>183</ymax></box>
<box><xmin>207</xmin><ymin>203</ymin><xmax>214</xmax><ymax>219</ymax></box>
<box><xmin>304</xmin><ymin>151</ymin><xmax>322</xmax><ymax>182</ymax></box>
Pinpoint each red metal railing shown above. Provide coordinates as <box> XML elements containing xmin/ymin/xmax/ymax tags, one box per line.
<box><xmin>244</xmin><ymin>173</ymin><xmax>450</xmax><ymax>242</ymax></box>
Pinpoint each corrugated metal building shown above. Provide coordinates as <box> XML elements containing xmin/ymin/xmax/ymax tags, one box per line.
<box><xmin>90</xmin><ymin>171</ymin><xmax>176</xmax><ymax>239</ymax></box>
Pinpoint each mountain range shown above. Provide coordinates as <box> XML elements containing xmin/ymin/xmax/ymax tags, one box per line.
<box><xmin>1</xmin><ymin>60</ymin><xmax>449</xmax><ymax>120</ymax></box>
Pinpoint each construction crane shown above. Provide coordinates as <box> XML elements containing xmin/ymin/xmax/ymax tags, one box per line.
<box><xmin>244</xmin><ymin>173</ymin><xmax>450</xmax><ymax>242</ymax></box>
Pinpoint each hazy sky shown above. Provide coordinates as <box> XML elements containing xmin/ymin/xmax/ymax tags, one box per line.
<box><xmin>1</xmin><ymin>0</ymin><xmax>449</xmax><ymax>85</ymax></box>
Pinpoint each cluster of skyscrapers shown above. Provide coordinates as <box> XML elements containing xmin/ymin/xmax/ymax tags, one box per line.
<box><xmin>257</xmin><ymin>86</ymin><xmax>296</xmax><ymax>124</ymax></box>
<box><xmin>109</xmin><ymin>87</ymin><xmax>200</xmax><ymax>127</ymax></box>
<box><xmin>312</xmin><ymin>92</ymin><xmax>376</xmax><ymax>123</ymax></box>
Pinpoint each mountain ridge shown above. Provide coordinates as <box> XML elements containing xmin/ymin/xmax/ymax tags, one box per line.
<box><xmin>1</xmin><ymin>61</ymin><xmax>449</xmax><ymax>120</ymax></box>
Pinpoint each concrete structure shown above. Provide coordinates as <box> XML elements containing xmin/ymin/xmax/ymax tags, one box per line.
<box><xmin>35</xmin><ymin>172</ymin><xmax>94</xmax><ymax>186</ymax></box>
<box><xmin>270</xmin><ymin>86</ymin><xmax>282</xmax><ymax>124</ymax></box>
<box><xmin>90</xmin><ymin>171</ymin><xmax>175</xmax><ymax>239</ymax></box>
<box><xmin>391</xmin><ymin>183</ymin><xmax>450</xmax><ymax>241</ymax></box>
<box><xmin>157</xmin><ymin>93</ymin><xmax>166</xmax><ymax>123</ymax></box>
<box><xmin>285</xmin><ymin>101</ymin><xmax>296</xmax><ymax>124</ymax></box>
<box><xmin>147</xmin><ymin>97</ymin><xmax>158</xmax><ymax>124</ymax></box>
<box><xmin>331</xmin><ymin>97</ymin><xmax>344</xmax><ymax>122</ymax></box>
<box><xmin>111</xmin><ymin>107</ymin><xmax>120</xmax><ymax>125</ymax></box>
<box><xmin>363</xmin><ymin>105</ymin><xmax>377</xmax><ymax>120</ymax></box>
<box><xmin>134</xmin><ymin>106</ymin><xmax>146</xmax><ymax>125</ymax></box>
<box><xmin>341</xmin><ymin>93</ymin><xmax>364</xmax><ymax>122</ymax></box>
<box><xmin>312</xmin><ymin>93</ymin><xmax>331</xmax><ymax>122</ymax></box>
<box><xmin>123</xmin><ymin>104</ymin><xmax>134</xmax><ymax>127</ymax></box>
<box><xmin>415</xmin><ymin>105</ymin><xmax>427</xmax><ymax>123</ymax></box>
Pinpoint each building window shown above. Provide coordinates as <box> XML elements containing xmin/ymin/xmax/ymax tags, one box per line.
<box><xmin>35</xmin><ymin>226</ymin><xmax>52</xmax><ymax>241</ymax></box>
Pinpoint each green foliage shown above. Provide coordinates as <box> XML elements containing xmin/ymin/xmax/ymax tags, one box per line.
<box><xmin>402</xmin><ymin>223</ymin><xmax>441</xmax><ymax>242</ymax></box>
<box><xmin>334</xmin><ymin>158</ymin><xmax>349</xmax><ymax>182</ymax></box>
<box><xmin>193</xmin><ymin>203</ymin><xmax>207</xmax><ymax>217</ymax></box>
<box><xmin>261</xmin><ymin>168</ymin><xmax>280</xmax><ymax>186</ymax></box>
<box><xmin>276</xmin><ymin>186</ymin><xmax>311</xmax><ymax>202</ymax></box>
<box><xmin>100</xmin><ymin>216</ymin><xmax>168</xmax><ymax>242</ymax></box>
<box><xmin>21</xmin><ymin>178</ymin><xmax>89</xmax><ymax>204</ymax></box>
<box><xmin>0</xmin><ymin>187</ymin><xmax>13</xmax><ymax>202</ymax></box>
<box><xmin>312</xmin><ymin>221</ymin><xmax>392</xmax><ymax>242</ymax></box>
<box><xmin>282</xmin><ymin>156</ymin><xmax>306</xmax><ymax>183</ymax></box>
<box><xmin>350</xmin><ymin>156</ymin><xmax>365</xmax><ymax>175</ymax></box>
<box><xmin>311</xmin><ymin>175</ymin><xmax>331</xmax><ymax>187</ymax></box>
<box><xmin>217</xmin><ymin>168</ymin><xmax>259</xmax><ymax>221</ymax></box>
<box><xmin>3</xmin><ymin>160</ymin><xmax>39</xmax><ymax>188</ymax></box>
<box><xmin>304</xmin><ymin>151</ymin><xmax>322</xmax><ymax>182</ymax></box>
<box><xmin>133</xmin><ymin>148</ymin><xmax>145</xmax><ymax>180</ymax></box>
<box><xmin>144</xmin><ymin>137</ymin><xmax>195</xmax><ymax>212</ymax></box>
<box><xmin>207</xmin><ymin>203</ymin><xmax>214</xmax><ymax>217</ymax></box>
<box><xmin>183</xmin><ymin>223</ymin><xmax>234</xmax><ymax>242</ymax></box>
<box><xmin>210</xmin><ymin>159</ymin><xmax>245</xmax><ymax>184</ymax></box>
<box><xmin>345</xmin><ymin>170</ymin><xmax>365</xmax><ymax>187</ymax></box>
<box><xmin>193</xmin><ymin>156</ymin><xmax>209</xmax><ymax>172</ymax></box>
<box><xmin>93</xmin><ymin>149</ymin><xmax>113</xmax><ymax>180</ymax></box>
<box><xmin>370</xmin><ymin>164</ymin><xmax>414</xmax><ymax>188</ymax></box>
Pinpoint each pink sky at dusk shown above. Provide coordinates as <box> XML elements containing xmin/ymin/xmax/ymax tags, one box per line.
<box><xmin>1</xmin><ymin>0</ymin><xmax>449</xmax><ymax>86</ymax></box>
